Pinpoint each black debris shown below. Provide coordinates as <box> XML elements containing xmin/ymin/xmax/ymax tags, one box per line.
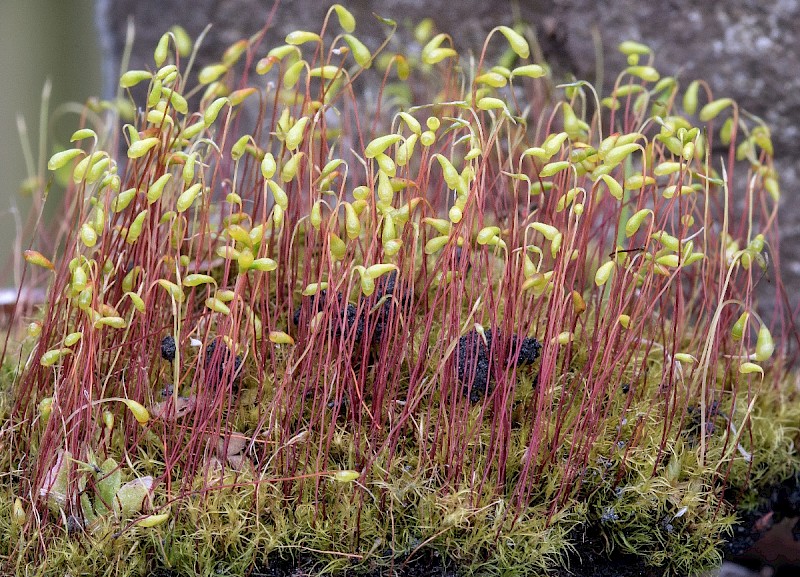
<box><xmin>293</xmin><ymin>290</ymin><xmax>364</xmax><ymax>342</ymax></box>
<box><xmin>456</xmin><ymin>329</ymin><xmax>542</xmax><ymax>402</ymax></box>
<box><xmin>204</xmin><ymin>339</ymin><xmax>243</xmax><ymax>390</ymax></box>
<box><xmin>160</xmin><ymin>335</ymin><xmax>176</xmax><ymax>362</ymax></box>
<box><xmin>364</xmin><ymin>271</ymin><xmax>412</xmax><ymax>345</ymax></box>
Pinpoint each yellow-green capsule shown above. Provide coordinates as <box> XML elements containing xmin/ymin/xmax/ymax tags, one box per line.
<box><xmin>624</xmin><ymin>175</ymin><xmax>656</xmax><ymax>190</ymax></box>
<box><xmin>699</xmin><ymin>98</ymin><xmax>734</xmax><ymax>122</ymax></box>
<box><xmin>424</xmin><ymin>235</ymin><xmax>450</xmax><ymax>254</ymax></box>
<box><xmin>266</xmin><ymin>180</ymin><xmax>288</xmax><ymax>211</ymax></box>
<box><xmin>258</xmin><ymin>153</ymin><xmax>277</xmax><ymax>180</ymax></box>
<box><xmin>424</xmin><ymin>218</ymin><xmax>451</xmax><ymax>236</ymax></box>
<box><xmin>80</xmin><ymin>223</ymin><xmax>98</xmax><ymax>248</ymax></box>
<box><xmin>420</xmin><ymin>130</ymin><xmax>436</xmax><ymax>146</ymax></box>
<box><xmin>286</xmin><ymin>30</ymin><xmax>322</xmax><ymax>45</ymax></box>
<box><xmin>176</xmin><ymin>183</ymin><xmax>203</xmax><ymax>212</ymax></box>
<box><xmin>344</xmin><ymin>202</ymin><xmax>360</xmax><ymax>239</ymax></box>
<box><xmin>269</xmin><ymin>331</ymin><xmax>295</xmax><ymax>345</ymax></box>
<box><xmin>24</xmin><ymin>250</ymin><xmax>54</xmax><ymax>270</ymax></box>
<box><xmin>310</xmin><ymin>201</ymin><xmax>322</xmax><ymax>230</ymax></box>
<box><xmin>198</xmin><ymin>63</ymin><xmax>228</xmax><ymax>85</ymax></box>
<box><xmin>251</xmin><ymin>258</ymin><xmax>278</xmax><ymax>272</ymax></box>
<box><xmin>64</xmin><ymin>332</ymin><xmax>83</xmax><ymax>347</ymax></box>
<box><xmin>48</xmin><ymin>148</ymin><xmax>85</xmax><ymax>171</ymax></box>
<box><xmin>38</xmin><ymin>396</ymin><xmax>53</xmax><ymax>418</ymax></box>
<box><xmin>285</xmin><ymin>117</ymin><xmax>310</xmax><ymax>151</ymax></box>
<box><xmin>94</xmin><ymin>316</ymin><xmax>127</xmax><ymax>329</ymax></box>
<box><xmin>280</xmin><ymin>152</ymin><xmax>304</xmax><ymax>182</ymax></box>
<box><xmin>511</xmin><ymin>64</ymin><xmax>545</xmax><ymax>79</ymax></box>
<box><xmin>683</xmin><ymin>80</ymin><xmax>700</xmax><ymax>115</ymax></box>
<box><xmin>332</xmin><ymin>4</ymin><xmax>356</xmax><ymax>31</ymax></box>
<box><xmin>40</xmin><ymin>348</ymin><xmax>72</xmax><ymax>367</ymax></box>
<box><xmin>119</xmin><ymin>70</ymin><xmax>153</xmax><ymax>89</ymax></box>
<box><xmin>539</xmin><ymin>161</ymin><xmax>570</xmax><ymax>178</ymax></box>
<box><xmin>205</xmin><ymin>297</ymin><xmax>231</xmax><ymax>315</ymax></box>
<box><xmin>375</xmin><ymin>153</ymin><xmax>396</xmax><ymax>177</ymax></box>
<box><xmin>384</xmin><ymin>238</ymin><xmax>403</xmax><ymax>256</ymax></box>
<box><xmin>595</xmin><ymin>261</ymin><xmax>615</xmax><ymax>286</ymax></box>
<box><xmin>625</xmin><ymin>65</ymin><xmax>659</xmax><ymax>82</ymax></box>
<box><xmin>365</xmin><ymin>263</ymin><xmax>397</xmax><ymax>279</ymax></box>
<box><xmin>71</xmin><ymin>265</ymin><xmax>88</xmax><ymax>293</ymax></box>
<box><xmin>382</xmin><ymin>212</ymin><xmax>396</xmax><ymax>243</ymax></box>
<box><xmin>754</xmin><ymin>325</ymin><xmax>774</xmax><ymax>362</ymax></box>
<box><xmin>182</xmin><ymin>273</ymin><xmax>216</xmax><ymax>287</ymax></box>
<box><xmin>739</xmin><ymin>362</ymin><xmax>763</xmax><ymax>376</ymax></box>
<box><xmin>93</xmin><ymin>206</ymin><xmax>105</xmax><ymax>235</ymax></box>
<box><xmin>147</xmin><ymin>173</ymin><xmax>172</xmax><ymax>204</ymax></box>
<box><xmin>272</xmin><ymin>204</ymin><xmax>284</xmax><ymax>228</ymax></box>
<box><xmin>600</xmin><ymin>174</ymin><xmax>623</xmax><ymax>200</ymax></box>
<box><xmin>157</xmin><ymin>279</ymin><xmax>185</xmax><ymax>303</ymax></box>
<box><xmin>731</xmin><ymin>312</ymin><xmax>749</xmax><ymax>341</ymax></box>
<box><xmin>497</xmin><ymin>26</ymin><xmax>529</xmax><ymax>59</ymax></box>
<box><xmin>624</xmin><ymin>209</ymin><xmax>653</xmax><ymax>238</ymax></box>
<box><xmin>126</xmin><ymin>210</ymin><xmax>148</xmax><ymax>244</ymax></box>
<box><xmin>343</xmin><ymin>34</ymin><xmax>371</xmax><ymax>67</ymax></box>
<box><xmin>182</xmin><ymin>153</ymin><xmax>196</xmax><ymax>185</ymax></box>
<box><xmin>377</xmin><ymin>170</ymin><xmax>393</xmax><ymax>205</ymax></box>
<box><xmin>618</xmin><ymin>40</ymin><xmax>651</xmax><ymax>56</ymax></box>
<box><xmin>303</xmin><ymin>282</ymin><xmax>328</xmax><ymax>296</ymax></box>
<box><xmin>365</xmin><ymin>134</ymin><xmax>403</xmax><ymax>159</ymax></box>
<box><xmin>604</xmin><ymin>143</ymin><xmax>641</xmax><ymax>167</ymax></box>
<box><xmin>154</xmin><ymin>32</ymin><xmax>170</xmax><ymax>66</ymax></box>
<box><xmin>125</xmin><ymin>291</ymin><xmax>146</xmax><ymax>313</ymax></box>
<box><xmin>283</xmin><ymin>60</ymin><xmax>306</xmax><ymax>89</ymax></box>
<box><xmin>203</xmin><ymin>97</ymin><xmax>229</xmax><ymax>127</ymax></box>
<box><xmin>329</xmin><ymin>233</ymin><xmax>346</xmax><ymax>260</ymax></box>
<box><xmin>476</xmin><ymin>226</ymin><xmax>501</xmax><ymax>245</ymax></box>
<box><xmin>123</xmin><ymin>266</ymin><xmax>141</xmax><ymax>293</ymax></box>
<box><xmin>128</xmin><ymin>137</ymin><xmax>160</xmax><ymax>159</ymax></box>
<box><xmin>27</xmin><ymin>321</ymin><xmax>42</xmax><ymax>338</ymax></box>
<box><xmin>531</xmin><ymin>222</ymin><xmax>559</xmax><ymax>241</ymax></box>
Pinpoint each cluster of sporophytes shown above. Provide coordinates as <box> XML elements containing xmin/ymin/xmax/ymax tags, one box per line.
<box><xmin>2</xmin><ymin>6</ymin><xmax>798</xmax><ymax>576</ymax></box>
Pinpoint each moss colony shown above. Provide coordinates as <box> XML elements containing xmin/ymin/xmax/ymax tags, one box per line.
<box><xmin>1</xmin><ymin>6</ymin><xmax>798</xmax><ymax>576</ymax></box>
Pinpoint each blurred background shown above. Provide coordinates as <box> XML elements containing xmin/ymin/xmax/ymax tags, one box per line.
<box><xmin>0</xmin><ymin>0</ymin><xmax>100</xmax><ymax>287</ymax></box>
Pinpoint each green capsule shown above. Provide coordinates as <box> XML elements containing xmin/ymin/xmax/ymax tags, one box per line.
<box><xmin>154</xmin><ymin>32</ymin><xmax>170</xmax><ymax>66</ymax></box>
<box><xmin>497</xmin><ymin>26</ymin><xmax>529</xmax><ymax>59</ymax></box>
<box><xmin>332</xmin><ymin>4</ymin><xmax>356</xmax><ymax>32</ymax></box>
<box><xmin>624</xmin><ymin>209</ymin><xmax>653</xmax><ymax>237</ymax></box>
<box><xmin>120</xmin><ymin>70</ymin><xmax>153</xmax><ymax>89</ymax></box>
<box><xmin>280</xmin><ymin>152</ymin><xmax>304</xmax><ymax>182</ymax></box>
<box><xmin>176</xmin><ymin>183</ymin><xmax>203</xmax><ymax>212</ymax></box>
<box><xmin>128</xmin><ymin>137</ymin><xmax>160</xmax><ymax>159</ymax></box>
<box><xmin>147</xmin><ymin>173</ymin><xmax>172</xmax><ymax>204</ymax></box>
<box><xmin>80</xmin><ymin>223</ymin><xmax>98</xmax><ymax>248</ymax></box>
<box><xmin>699</xmin><ymin>98</ymin><xmax>734</xmax><ymax>122</ymax></box>
<box><xmin>203</xmin><ymin>97</ymin><xmax>229</xmax><ymax>127</ymax></box>
<box><xmin>594</xmin><ymin>261</ymin><xmax>615</xmax><ymax>287</ymax></box>
<box><xmin>286</xmin><ymin>30</ymin><xmax>322</xmax><ymax>45</ymax></box>
<box><xmin>754</xmin><ymin>325</ymin><xmax>774</xmax><ymax>362</ymax></box>
<box><xmin>126</xmin><ymin>210</ymin><xmax>148</xmax><ymax>244</ymax></box>
<box><xmin>329</xmin><ymin>233</ymin><xmax>346</xmax><ymax>260</ymax></box>
<box><xmin>731</xmin><ymin>312</ymin><xmax>749</xmax><ymax>341</ymax></box>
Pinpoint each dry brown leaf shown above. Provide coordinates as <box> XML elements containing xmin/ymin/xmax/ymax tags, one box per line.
<box><xmin>150</xmin><ymin>395</ymin><xmax>196</xmax><ymax>421</ymax></box>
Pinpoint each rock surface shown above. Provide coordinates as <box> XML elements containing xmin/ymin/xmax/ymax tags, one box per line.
<box><xmin>97</xmin><ymin>0</ymin><xmax>800</xmax><ymax>314</ymax></box>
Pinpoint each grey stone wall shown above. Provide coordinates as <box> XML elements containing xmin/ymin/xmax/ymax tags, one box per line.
<box><xmin>96</xmin><ymin>0</ymin><xmax>800</xmax><ymax>316</ymax></box>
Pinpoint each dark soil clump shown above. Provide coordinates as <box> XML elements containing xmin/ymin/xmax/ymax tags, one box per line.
<box><xmin>160</xmin><ymin>335</ymin><xmax>176</xmax><ymax>362</ymax></box>
<box><xmin>204</xmin><ymin>338</ymin><xmax>243</xmax><ymax>391</ymax></box>
<box><xmin>293</xmin><ymin>289</ymin><xmax>364</xmax><ymax>342</ymax></box>
<box><xmin>456</xmin><ymin>328</ymin><xmax>541</xmax><ymax>402</ymax></box>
